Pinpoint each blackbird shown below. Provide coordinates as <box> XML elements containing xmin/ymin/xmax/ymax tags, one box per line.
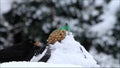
<box><xmin>0</xmin><ymin>39</ymin><xmax>41</xmax><ymax>63</ymax></box>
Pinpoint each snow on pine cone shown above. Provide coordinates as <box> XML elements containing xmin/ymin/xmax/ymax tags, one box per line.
<box><xmin>47</xmin><ymin>30</ymin><xmax>66</xmax><ymax>44</ymax></box>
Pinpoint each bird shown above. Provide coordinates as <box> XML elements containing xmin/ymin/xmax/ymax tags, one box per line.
<box><xmin>0</xmin><ymin>39</ymin><xmax>41</xmax><ymax>63</ymax></box>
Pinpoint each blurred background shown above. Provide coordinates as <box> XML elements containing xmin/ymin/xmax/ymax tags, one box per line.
<box><xmin>0</xmin><ymin>0</ymin><xmax>120</xmax><ymax>67</ymax></box>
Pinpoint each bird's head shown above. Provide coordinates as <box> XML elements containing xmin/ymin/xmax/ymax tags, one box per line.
<box><xmin>26</xmin><ymin>39</ymin><xmax>41</xmax><ymax>47</ymax></box>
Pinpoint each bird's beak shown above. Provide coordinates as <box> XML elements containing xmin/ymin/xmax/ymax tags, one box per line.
<box><xmin>34</xmin><ymin>41</ymin><xmax>41</xmax><ymax>46</ymax></box>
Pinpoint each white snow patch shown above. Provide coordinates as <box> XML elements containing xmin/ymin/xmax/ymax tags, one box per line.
<box><xmin>0</xmin><ymin>0</ymin><xmax>23</xmax><ymax>14</ymax></box>
<box><xmin>91</xmin><ymin>10</ymin><xmax>99</xmax><ymax>16</ymax></box>
<box><xmin>94</xmin><ymin>0</ymin><xmax>104</xmax><ymax>7</ymax></box>
<box><xmin>83</xmin><ymin>0</ymin><xmax>89</xmax><ymax>7</ymax></box>
<box><xmin>0</xmin><ymin>0</ymin><xmax>13</xmax><ymax>14</ymax></box>
<box><xmin>0</xmin><ymin>61</ymin><xmax>82</xmax><ymax>67</ymax></box>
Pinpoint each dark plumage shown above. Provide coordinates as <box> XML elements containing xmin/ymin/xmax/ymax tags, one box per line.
<box><xmin>0</xmin><ymin>39</ymin><xmax>40</xmax><ymax>63</ymax></box>
<box><xmin>30</xmin><ymin>43</ymin><xmax>51</xmax><ymax>62</ymax></box>
<box><xmin>38</xmin><ymin>46</ymin><xmax>51</xmax><ymax>62</ymax></box>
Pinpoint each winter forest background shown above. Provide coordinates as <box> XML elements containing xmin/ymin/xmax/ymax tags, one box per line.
<box><xmin>0</xmin><ymin>0</ymin><xmax>120</xmax><ymax>67</ymax></box>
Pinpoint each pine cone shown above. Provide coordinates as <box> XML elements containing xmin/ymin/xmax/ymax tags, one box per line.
<box><xmin>47</xmin><ymin>30</ymin><xmax>66</xmax><ymax>44</ymax></box>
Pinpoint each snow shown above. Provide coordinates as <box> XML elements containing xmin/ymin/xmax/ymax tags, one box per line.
<box><xmin>46</xmin><ymin>32</ymin><xmax>99</xmax><ymax>67</ymax></box>
<box><xmin>0</xmin><ymin>0</ymin><xmax>23</xmax><ymax>14</ymax></box>
<box><xmin>0</xmin><ymin>62</ymin><xmax>82</xmax><ymax>67</ymax></box>
<box><xmin>83</xmin><ymin>12</ymin><xmax>89</xmax><ymax>21</ymax></box>
<box><xmin>33</xmin><ymin>6</ymin><xmax>51</xmax><ymax>19</ymax></box>
<box><xmin>42</xmin><ymin>23</ymin><xmax>51</xmax><ymax>33</ymax></box>
<box><xmin>91</xmin><ymin>10</ymin><xmax>99</xmax><ymax>17</ymax></box>
<box><xmin>0</xmin><ymin>0</ymin><xmax>13</xmax><ymax>14</ymax></box>
<box><xmin>94</xmin><ymin>0</ymin><xmax>104</xmax><ymax>7</ymax></box>
<box><xmin>89</xmin><ymin>0</ymin><xmax>120</xmax><ymax>37</ymax></box>
<box><xmin>90</xmin><ymin>47</ymin><xmax>120</xmax><ymax>67</ymax></box>
<box><xmin>54</xmin><ymin>0</ymin><xmax>77</xmax><ymax>7</ymax></box>
<box><xmin>93</xmin><ymin>35</ymin><xmax>116</xmax><ymax>47</ymax></box>
<box><xmin>83</xmin><ymin>0</ymin><xmax>89</xmax><ymax>7</ymax></box>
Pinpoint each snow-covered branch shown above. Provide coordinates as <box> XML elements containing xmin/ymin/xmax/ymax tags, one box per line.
<box><xmin>89</xmin><ymin>0</ymin><xmax>120</xmax><ymax>36</ymax></box>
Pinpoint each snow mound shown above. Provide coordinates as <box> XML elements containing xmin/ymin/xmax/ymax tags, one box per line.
<box><xmin>0</xmin><ymin>61</ymin><xmax>81</xmax><ymax>67</ymax></box>
<box><xmin>47</xmin><ymin>32</ymin><xmax>99</xmax><ymax>67</ymax></box>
